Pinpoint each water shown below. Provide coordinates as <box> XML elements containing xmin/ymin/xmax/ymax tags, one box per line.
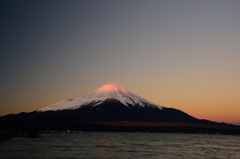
<box><xmin>0</xmin><ymin>132</ymin><xmax>240</xmax><ymax>159</ymax></box>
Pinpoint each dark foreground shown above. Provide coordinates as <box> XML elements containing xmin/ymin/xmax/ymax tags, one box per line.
<box><xmin>1</xmin><ymin>121</ymin><xmax>240</xmax><ymax>141</ymax></box>
<box><xmin>83</xmin><ymin>121</ymin><xmax>240</xmax><ymax>135</ymax></box>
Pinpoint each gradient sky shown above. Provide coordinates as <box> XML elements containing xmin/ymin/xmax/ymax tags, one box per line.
<box><xmin>1</xmin><ymin>0</ymin><xmax>240</xmax><ymax>123</ymax></box>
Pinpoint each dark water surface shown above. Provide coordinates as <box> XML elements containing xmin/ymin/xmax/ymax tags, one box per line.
<box><xmin>0</xmin><ymin>132</ymin><xmax>240</xmax><ymax>159</ymax></box>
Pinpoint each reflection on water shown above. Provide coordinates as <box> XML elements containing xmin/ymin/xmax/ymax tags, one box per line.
<box><xmin>0</xmin><ymin>132</ymin><xmax>240</xmax><ymax>159</ymax></box>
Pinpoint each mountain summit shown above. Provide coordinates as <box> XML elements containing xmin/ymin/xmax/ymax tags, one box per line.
<box><xmin>37</xmin><ymin>84</ymin><xmax>162</xmax><ymax>112</ymax></box>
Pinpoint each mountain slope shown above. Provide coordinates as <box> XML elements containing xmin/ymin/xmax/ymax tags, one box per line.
<box><xmin>37</xmin><ymin>84</ymin><xmax>162</xmax><ymax>112</ymax></box>
<box><xmin>35</xmin><ymin>84</ymin><xmax>198</xmax><ymax>123</ymax></box>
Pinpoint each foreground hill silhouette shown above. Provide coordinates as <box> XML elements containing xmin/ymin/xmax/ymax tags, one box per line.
<box><xmin>1</xmin><ymin>84</ymin><xmax>240</xmax><ymax>134</ymax></box>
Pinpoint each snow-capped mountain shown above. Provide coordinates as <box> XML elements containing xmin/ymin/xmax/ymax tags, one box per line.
<box><xmin>33</xmin><ymin>83</ymin><xmax>200</xmax><ymax>123</ymax></box>
<box><xmin>1</xmin><ymin>83</ymin><xmax>240</xmax><ymax>134</ymax></box>
<box><xmin>37</xmin><ymin>84</ymin><xmax>163</xmax><ymax>112</ymax></box>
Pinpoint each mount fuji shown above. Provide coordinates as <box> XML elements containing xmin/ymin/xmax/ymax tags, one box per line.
<box><xmin>34</xmin><ymin>83</ymin><xmax>199</xmax><ymax>123</ymax></box>
<box><xmin>37</xmin><ymin>84</ymin><xmax>163</xmax><ymax>112</ymax></box>
<box><xmin>1</xmin><ymin>84</ymin><xmax>240</xmax><ymax>134</ymax></box>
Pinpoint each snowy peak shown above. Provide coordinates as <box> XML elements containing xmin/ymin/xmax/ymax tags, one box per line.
<box><xmin>37</xmin><ymin>83</ymin><xmax>163</xmax><ymax>112</ymax></box>
<box><xmin>94</xmin><ymin>84</ymin><xmax>128</xmax><ymax>93</ymax></box>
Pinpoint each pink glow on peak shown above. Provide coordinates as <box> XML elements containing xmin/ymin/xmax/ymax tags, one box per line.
<box><xmin>95</xmin><ymin>83</ymin><xmax>128</xmax><ymax>93</ymax></box>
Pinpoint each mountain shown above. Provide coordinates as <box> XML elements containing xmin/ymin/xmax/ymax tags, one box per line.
<box><xmin>35</xmin><ymin>84</ymin><xmax>200</xmax><ymax>123</ymax></box>
<box><xmin>37</xmin><ymin>84</ymin><xmax>163</xmax><ymax>112</ymax></box>
<box><xmin>1</xmin><ymin>84</ymin><xmax>240</xmax><ymax>134</ymax></box>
